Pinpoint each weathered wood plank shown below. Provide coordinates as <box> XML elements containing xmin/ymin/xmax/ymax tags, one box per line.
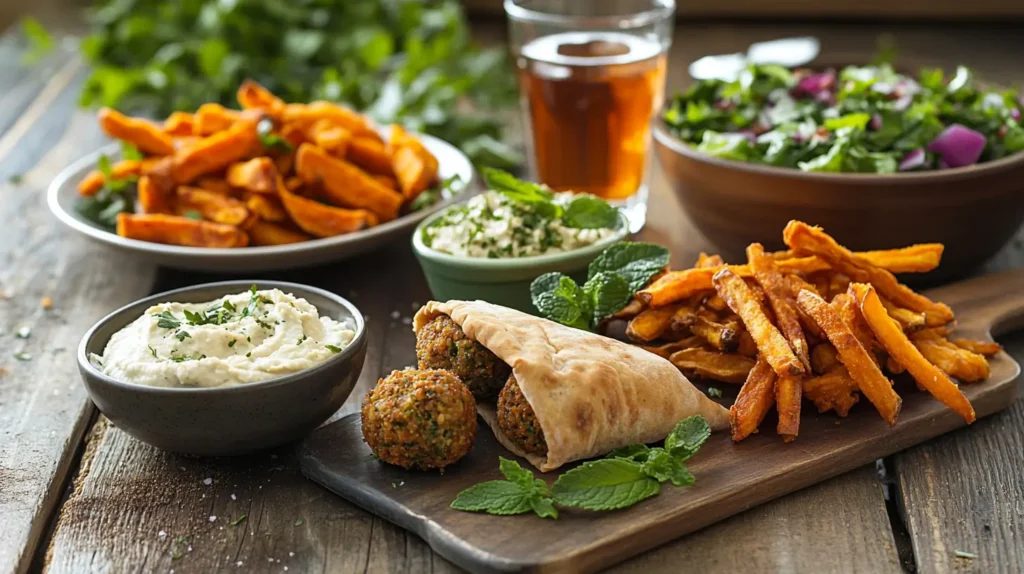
<box><xmin>892</xmin><ymin>333</ymin><xmax>1024</xmax><ymax>574</ymax></box>
<box><xmin>0</xmin><ymin>64</ymin><xmax>158</xmax><ymax>574</ymax></box>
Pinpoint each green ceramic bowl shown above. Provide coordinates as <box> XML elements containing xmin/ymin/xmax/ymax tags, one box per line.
<box><xmin>411</xmin><ymin>208</ymin><xmax>631</xmax><ymax>313</ymax></box>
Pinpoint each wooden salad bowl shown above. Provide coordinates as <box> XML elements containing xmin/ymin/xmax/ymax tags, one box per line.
<box><xmin>652</xmin><ymin>116</ymin><xmax>1024</xmax><ymax>284</ymax></box>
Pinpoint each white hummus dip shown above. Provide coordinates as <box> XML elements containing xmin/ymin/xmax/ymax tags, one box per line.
<box><xmin>90</xmin><ymin>287</ymin><xmax>356</xmax><ymax>388</ymax></box>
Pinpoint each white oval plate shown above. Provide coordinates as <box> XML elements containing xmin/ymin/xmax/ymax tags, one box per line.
<box><xmin>48</xmin><ymin>133</ymin><xmax>477</xmax><ymax>272</ymax></box>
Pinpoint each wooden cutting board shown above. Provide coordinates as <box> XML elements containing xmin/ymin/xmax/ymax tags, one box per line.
<box><xmin>299</xmin><ymin>269</ymin><xmax>1024</xmax><ymax>574</ymax></box>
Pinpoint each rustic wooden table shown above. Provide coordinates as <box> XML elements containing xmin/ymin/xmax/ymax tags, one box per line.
<box><xmin>1</xmin><ymin>19</ymin><xmax>1023</xmax><ymax>574</ymax></box>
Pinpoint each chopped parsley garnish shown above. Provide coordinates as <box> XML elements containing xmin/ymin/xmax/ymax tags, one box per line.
<box><xmin>246</xmin><ymin>351</ymin><xmax>252</xmax><ymax>358</ymax></box>
<box><xmin>13</xmin><ymin>351</ymin><xmax>32</xmax><ymax>361</ymax></box>
<box><xmin>325</xmin><ymin>344</ymin><xmax>342</xmax><ymax>353</ymax></box>
<box><xmin>175</xmin><ymin>330</ymin><xmax>191</xmax><ymax>342</ymax></box>
<box><xmin>229</xmin><ymin>514</ymin><xmax>248</xmax><ymax>526</ymax></box>
<box><xmin>8</xmin><ymin>174</ymin><xmax>23</xmax><ymax>185</ymax></box>
<box><xmin>296</xmin><ymin>334</ymin><xmax>307</xmax><ymax>345</ymax></box>
<box><xmin>707</xmin><ymin>387</ymin><xmax>723</xmax><ymax>398</ymax></box>
<box><xmin>294</xmin><ymin>519</ymin><xmax>304</xmax><ymax>526</ymax></box>
<box><xmin>154</xmin><ymin>310</ymin><xmax>181</xmax><ymax>330</ymax></box>
<box><xmin>148</xmin><ymin>345</ymin><xmax>158</xmax><ymax>358</ymax></box>
<box><xmin>228</xmin><ymin>339</ymin><xmax>236</xmax><ymax>348</ymax></box>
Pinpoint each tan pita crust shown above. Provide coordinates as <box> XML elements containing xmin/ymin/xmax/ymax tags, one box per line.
<box><xmin>413</xmin><ymin>300</ymin><xmax>730</xmax><ymax>472</ymax></box>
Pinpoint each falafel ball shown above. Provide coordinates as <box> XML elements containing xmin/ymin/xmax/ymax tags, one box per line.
<box><xmin>496</xmin><ymin>374</ymin><xmax>548</xmax><ymax>456</ymax></box>
<box><xmin>361</xmin><ymin>368</ymin><xmax>477</xmax><ymax>471</ymax></box>
<box><xmin>416</xmin><ymin>314</ymin><xmax>511</xmax><ymax>401</ymax></box>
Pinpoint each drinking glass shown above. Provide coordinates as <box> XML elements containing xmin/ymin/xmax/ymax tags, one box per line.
<box><xmin>505</xmin><ymin>0</ymin><xmax>675</xmax><ymax>232</ymax></box>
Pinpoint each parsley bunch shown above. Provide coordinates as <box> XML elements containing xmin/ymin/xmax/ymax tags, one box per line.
<box><xmin>71</xmin><ymin>0</ymin><xmax>521</xmax><ymax>168</ymax></box>
<box><xmin>531</xmin><ymin>242</ymin><xmax>669</xmax><ymax>331</ymax></box>
<box><xmin>452</xmin><ymin>416</ymin><xmax>712</xmax><ymax>519</ymax></box>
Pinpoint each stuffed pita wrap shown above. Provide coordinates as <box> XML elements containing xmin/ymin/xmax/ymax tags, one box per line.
<box><xmin>413</xmin><ymin>300</ymin><xmax>729</xmax><ymax>472</ymax></box>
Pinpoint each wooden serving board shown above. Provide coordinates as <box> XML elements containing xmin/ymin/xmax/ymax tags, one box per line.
<box><xmin>299</xmin><ymin>269</ymin><xmax>1024</xmax><ymax>574</ymax></box>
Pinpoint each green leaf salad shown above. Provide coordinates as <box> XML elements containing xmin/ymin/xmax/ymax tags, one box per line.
<box><xmin>663</xmin><ymin>63</ymin><xmax>1024</xmax><ymax>172</ymax></box>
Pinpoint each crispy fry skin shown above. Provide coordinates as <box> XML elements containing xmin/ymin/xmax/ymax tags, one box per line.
<box><xmin>736</xmin><ymin>329</ymin><xmax>758</xmax><ymax>358</ymax></box>
<box><xmin>803</xmin><ymin>366</ymin><xmax>860</xmax><ymax>416</ymax></box>
<box><xmin>611</xmin><ymin>298</ymin><xmax>646</xmax><ymax>321</ymax></box>
<box><xmin>137</xmin><ymin>175</ymin><xmax>173</xmax><ymax>214</ymax></box>
<box><xmin>194</xmin><ymin>103</ymin><xmax>245</xmax><ymax>135</ymax></box>
<box><xmin>278</xmin><ymin>186</ymin><xmax>376</xmax><ymax>237</ymax></box>
<box><xmin>163</xmin><ymin>112</ymin><xmax>195</xmax><ymax>136</ymax></box>
<box><xmin>672</xmin><ymin>307</ymin><xmax>740</xmax><ymax>352</ymax></box>
<box><xmin>98</xmin><ymin>108</ymin><xmax>175</xmax><ymax>156</ymax></box>
<box><xmin>282</xmin><ymin>101</ymin><xmax>381</xmax><ymax>141</ymax></box>
<box><xmin>77</xmin><ymin>160</ymin><xmax>146</xmax><ymax>196</ymax></box>
<box><xmin>776</xmin><ymin>374</ymin><xmax>802</xmax><ymax>441</ymax></box>
<box><xmin>855</xmin><ymin>244</ymin><xmax>944</xmax><ymax>273</ymax></box>
<box><xmin>245</xmin><ymin>193</ymin><xmax>288</xmax><ymax>222</ymax></box>
<box><xmin>175</xmin><ymin>186</ymin><xmax>249</xmax><ymax>226</ymax></box>
<box><xmin>912</xmin><ymin>339</ymin><xmax>991</xmax><ymax>383</ymax></box>
<box><xmin>849</xmin><ymin>283</ymin><xmax>975</xmax><ymax>423</ymax></box>
<box><xmin>783</xmin><ymin>221</ymin><xmax>954</xmax><ymax>324</ymax></box>
<box><xmin>195</xmin><ymin>177</ymin><xmax>234</xmax><ymax>196</ymax></box>
<box><xmin>748</xmin><ymin>243</ymin><xmax>811</xmax><ymax>372</ymax></box>
<box><xmin>237</xmin><ymin>80</ymin><xmax>286</xmax><ymax>121</ymax></box>
<box><xmin>810</xmin><ymin>343</ymin><xmax>840</xmax><ymax>375</ymax></box>
<box><xmin>951</xmin><ymin>338</ymin><xmax>1002</xmax><ymax>357</ymax></box>
<box><xmin>388</xmin><ymin>124</ymin><xmax>439</xmax><ymax>200</ymax></box>
<box><xmin>729</xmin><ymin>358</ymin><xmax>776</xmax><ymax>441</ymax></box>
<box><xmin>695</xmin><ymin>252</ymin><xmax>725</xmax><ymax>268</ymax></box>
<box><xmin>714</xmin><ymin>269</ymin><xmax>806</xmax><ymax>378</ymax></box>
<box><xmin>878</xmin><ymin>297</ymin><xmax>927</xmax><ymax>332</ymax></box>
<box><xmin>226</xmin><ymin>157</ymin><xmax>279</xmax><ymax>194</ymax></box>
<box><xmin>796</xmin><ymin>289</ymin><xmax>901</xmax><ymax>425</ymax></box>
<box><xmin>116</xmin><ymin>213</ymin><xmax>248</xmax><ymax>247</ymax></box>
<box><xmin>831</xmin><ymin>293</ymin><xmax>881</xmax><ymax>365</ymax></box>
<box><xmin>669</xmin><ymin>348</ymin><xmax>755</xmax><ymax>384</ymax></box>
<box><xmin>247</xmin><ymin>221</ymin><xmax>312</xmax><ymax>246</ymax></box>
<box><xmin>172</xmin><ymin>119</ymin><xmax>260</xmax><ymax>184</ymax></box>
<box><xmin>295</xmin><ymin>143</ymin><xmax>402</xmax><ymax>221</ymax></box>
<box><xmin>305</xmin><ymin>120</ymin><xmax>352</xmax><ymax>156</ymax></box>
<box><xmin>343</xmin><ymin>135</ymin><xmax>394</xmax><ymax>176</ymax></box>
<box><xmin>638</xmin><ymin>337</ymin><xmax>702</xmax><ymax>360</ymax></box>
<box><xmin>626</xmin><ymin>304</ymin><xmax>681</xmax><ymax>342</ymax></box>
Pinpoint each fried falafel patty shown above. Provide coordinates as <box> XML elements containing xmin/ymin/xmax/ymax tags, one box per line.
<box><xmin>496</xmin><ymin>374</ymin><xmax>548</xmax><ymax>456</ymax></box>
<box><xmin>415</xmin><ymin>314</ymin><xmax>511</xmax><ymax>401</ymax></box>
<box><xmin>361</xmin><ymin>368</ymin><xmax>477</xmax><ymax>470</ymax></box>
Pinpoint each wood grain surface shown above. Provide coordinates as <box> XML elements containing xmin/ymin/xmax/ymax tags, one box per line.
<box><xmin>0</xmin><ymin>16</ymin><xmax>1019</xmax><ymax>574</ymax></box>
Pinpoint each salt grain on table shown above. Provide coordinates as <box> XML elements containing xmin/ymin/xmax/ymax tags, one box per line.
<box><xmin>203</xmin><ymin>477</ymin><xmax>212</xmax><ymax>485</ymax></box>
<box><xmin>209</xmin><ymin>515</ymin><xmax>217</xmax><ymax>522</ymax></box>
<box><xmin>231</xmin><ymin>493</ymin><xmax>236</xmax><ymax>500</ymax></box>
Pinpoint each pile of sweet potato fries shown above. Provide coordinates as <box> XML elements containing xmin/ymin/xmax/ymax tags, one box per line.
<box><xmin>615</xmin><ymin>221</ymin><xmax>1000</xmax><ymax>442</ymax></box>
<box><xmin>79</xmin><ymin>81</ymin><xmax>440</xmax><ymax>248</ymax></box>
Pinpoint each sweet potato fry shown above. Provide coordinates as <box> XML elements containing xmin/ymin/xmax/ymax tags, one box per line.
<box><xmin>640</xmin><ymin>257</ymin><xmax>827</xmax><ymax>307</ymax></box>
<box><xmin>886</xmin><ymin>356</ymin><xmax>906</xmax><ymax>375</ymax></box>
<box><xmin>830</xmin><ymin>293</ymin><xmax>880</xmax><ymax>362</ymax></box>
<box><xmin>810</xmin><ymin>343</ymin><xmax>840</xmax><ymax>375</ymax></box>
<box><xmin>98</xmin><ymin>108</ymin><xmax>175</xmax><ymax>156</ymax></box>
<box><xmin>776</xmin><ymin>373</ymin><xmax>802</xmax><ymax>441</ymax></box>
<box><xmin>748</xmin><ymin>243</ymin><xmax>811</xmax><ymax>372</ymax></box>
<box><xmin>195</xmin><ymin>177</ymin><xmax>234</xmax><ymax>196</ymax></box>
<box><xmin>226</xmin><ymin>157</ymin><xmax>279</xmax><ymax>194</ymax></box>
<box><xmin>194</xmin><ymin>103</ymin><xmax>246</xmax><ymax>136</ymax></box>
<box><xmin>278</xmin><ymin>186</ymin><xmax>376</xmax><ymax>237</ymax></box>
<box><xmin>736</xmin><ymin>329</ymin><xmax>758</xmax><ymax>358</ymax></box>
<box><xmin>879</xmin><ymin>297</ymin><xmax>926</xmax><ymax>332</ymax></box>
<box><xmin>669</xmin><ymin>348</ymin><xmax>756</xmax><ymax>384</ymax></box>
<box><xmin>346</xmin><ymin>136</ymin><xmax>394</xmax><ymax>175</ymax></box>
<box><xmin>796</xmin><ymin>289</ymin><xmax>901</xmax><ymax>425</ymax></box>
<box><xmin>951</xmin><ymin>338</ymin><xmax>1002</xmax><ymax>357</ymax></box>
<box><xmin>244</xmin><ymin>193</ymin><xmax>288</xmax><ymax>223</ymax></box>
<box><xmin>295</xmin><ymin>143</ymin><xmax>402</xmax><ymax>221</ymax></box>
<box><xmin>912</xmin><ymin>339</ymin><xmax>990</xmax><ymax>383</ymax></box>
<box><xmin>695</xmin><ymin>252</ymin><xmax>724</xmax><ymax>268</ymax></box>
<box><xmin>828</xmin><ymin>273</ymin><xmax>851</xmax><ymax>300</ymax></box>
<box><xmin>282</xmin><ymin>101</ymin><xmax>381</xmax><ymax>141</ymax></box>
<box><xmin>275</xmin><ymin>153</ymin><xmax>295</xmax><ymax>177</ymax></box>
<box><xmin>175</xmin><ymin>186</ymin><xmax>249</xmax><ymax>226</ymax></box>
<box><xmin>284</xmin><ymin>176</ymin><xmax>304</xmax><ymax>193</ymax></box>
<box><xmin>137</xmin><ymin>175</ymin><xmax>173</xmax><ymax>214</ymax></box>
<box><xmin>849</xmin><ymin>283</ymin><xmax>974</xmax><ymax>423</ymax></box>
<box><xmin>117</xmin><ymin>213</ymin><xmax>248</xmax><ymax>247</ymax></box>
<box><xmin>389</xmin><ymin>124</ymin><xmax>439</xmax><ymax>199</ymax></box>
<box><xmin>237</xmin><ymin>80</ymin><xmax>286</xmax><ymax>121</ymax></box>
<box><xmin>374</xmin><ymin>175</ymin><xmax>399</xmax><ymax>191</ymax></box>
<box><xmin>638</xmin><ymin>337</ymin><xmax>702</xmax><ymax>360</ymax></box>
<box><xmin>77</xmin><ymin>159</ymin><xmax>147</xmax><ymax>196</ymax></box>
<box><xmin>803</xmin><ymin>366</ymin><xmax>860</xmax><ymax>416</ymax></box>
<box><xmin>704</xmin><ymin>293</ymin><xmax>729</xmax><ymax>312</ymax></box>
<box><xmin>784</xmin><ymin>221</ymin><xmax>954</xmax><ymax>324</ymax></box>
<box><xmin>626</xmin><ymin>304</ymin><xmax>681</xmax><ymax>342</ymax></box>
<box><xmin>172</xmin><ymin>120</ymin><xmax>260</xmax><ymax>184</ymax></box>
<box><xmin>672</xmin><ymin>307</ymin><xmax>740</xmax><ymax>352</ymax></box>
<box><xmin>163</xmin><ymin>112</ymin><xmax>195</xmax><ymax>136</ymax></box>
<box><xmin>729</xmin><ymin>358</ymin><xmax>776</xmax><ymax>441</ymax></box>
<box><xmin>305</xmin><ymin>120</ymin><xmax>352</xmax><ymax>156</ymax></box>
<box><xmin>714</xmin><ymin>269</ymin><xmax>806</xmax><ymax>377</ymax></box>
<box><xmin>855</xmin><ymin>243</ymin><xmax>944</xmax><ymax>273</ymax></box>
<box><xmin>247</xmin><ymin>221</ymin><xmax>311</xmax><ymax>246</ymax></box>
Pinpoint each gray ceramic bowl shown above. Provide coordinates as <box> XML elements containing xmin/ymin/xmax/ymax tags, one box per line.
<box><xmin>77</xmin><ymin>280</ymin><xmax>367</xmax><ymax>456</ymax></box>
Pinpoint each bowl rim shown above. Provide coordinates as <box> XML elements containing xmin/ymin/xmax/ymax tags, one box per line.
<box><xmin>410</xmin><ymin>199</ymin><xmax>631</xmax><ymax>268</ymax></box>
<box><xmin>652</xmin><ymin>116</ymin><xmax>1024</xmax><ymax>185</ymax></box>
<box><xmin>77</xmin><ymin>280</ymin><xmax>367</xmax><ymax>395</ymax></box>
<box><xmin>48</xmin><ymin>132</ymin><xmax>475</xmax><ymax>260</ymax></box>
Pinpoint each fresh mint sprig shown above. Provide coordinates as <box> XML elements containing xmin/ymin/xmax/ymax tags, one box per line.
<box><xmin>480</xmin><ymin>168</ymin><xmax>619</xmax><ymax>229</ymax></box>
<box><xmin>531</xmin><ymin>242</ymin><xmax>670</xmax><ymax>331</ymax></box>
<box><xmin>452</xmin><ymin>416</ymin><xmax>712</xmax><ymax>519</ymax></box>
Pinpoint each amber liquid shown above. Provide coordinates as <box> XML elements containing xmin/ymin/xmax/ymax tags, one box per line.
<box><xmin>518</xmin><ymin>32</ymin><xmax>667</xmax><ymax>200</ymax></box>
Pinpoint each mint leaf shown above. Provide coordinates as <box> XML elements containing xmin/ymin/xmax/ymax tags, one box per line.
<box><xmin>584</xmin><ymin>271</ymin><xmax>632</xmax><ymax>322</ymax></box>
<box><xmin>529</xmin><ymin>497</ymin><xmax>559</xmax><ymax>519</ymax></box>
<box><xmin>563</xmin><ymin>196</ymin><xmax>619</xmax><ymax>229</ymax></box>
<box><xmin>607</xmin><ymin>444</ymin><xmax>653</xmax><ymax>462</ymax></box>
<box><xmin>552</xmin><ymin>459</ymin><xmax>661</xmax><ymax>511</ymax></box>
<box><xmin>97</xmin><ymin>154</ymin><xmax>114</xmax><ymax>179</ymax></box>
<box><xmin>587</xmin><ymin>242</ymin><xmax>671</xmax><ymax>292</ymax></box>
<box><xmin>451</xmin><ymin>480</ymin><xmax>532</xmax><ymax>515</ymax></box>
<box><xmin>121</xmin><ymin>142</ymin><xmax>144</xmax><ymax>161</ymax></box>
<box><xmin>664</xmin><ymin>416</ymin><xmax>711</xmax><ymax>462</ymax></box>
<box><xmin>481</xmin><ymin>168</ymin><xmax>553</xmax><ymax>203</ymax></box>
<box><xmin>530</xmin><ymin>273</ymin><xmax>591</xmax><ymax>331</ymax></box>
<box><xmin>640</xmin><ymin>449</ymin><xmax>695</xmax><ymax>487</ymax></box>
<box><xmin>499</xmin><ymin>457</ymin><xmax>535</xmax><ymax>492</ymax></box>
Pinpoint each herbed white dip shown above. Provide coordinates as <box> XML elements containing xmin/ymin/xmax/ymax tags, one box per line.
<box><xmin>90</xmin><ymin>288</ymin><xmax>355</xmax><ymax>388</ymax></box>
<box><xmin>422</xmin><ymin>191</ymin><xmax>618</xmax><ymax>258</ymax></box>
